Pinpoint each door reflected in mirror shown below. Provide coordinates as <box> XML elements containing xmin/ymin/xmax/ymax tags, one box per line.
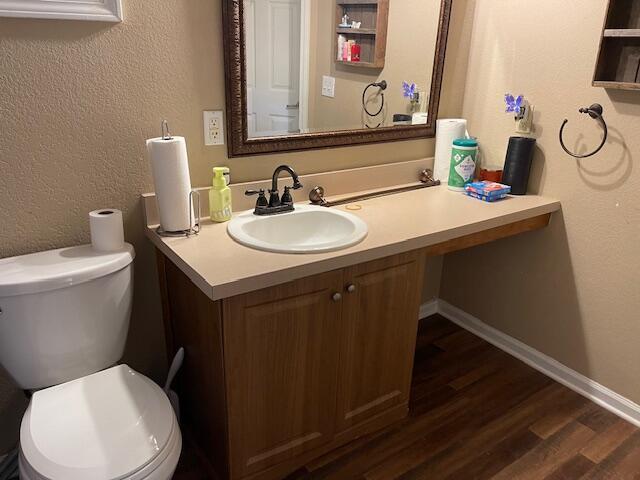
<box><xmin>244</xmin><ymin>0</ymin><xmax>442</xmax><ymax>139</ymax></box>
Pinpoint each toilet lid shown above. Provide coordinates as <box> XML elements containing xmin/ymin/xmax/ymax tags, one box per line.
<box><xmin>0</xmin><ymin>243</ymin><xmax>135</xmax><ymax>297</ymax></box>
<box><xmin>20</xmin><ymin>365</ymin><xmax>175</xmax><ymax>480</ymax></box>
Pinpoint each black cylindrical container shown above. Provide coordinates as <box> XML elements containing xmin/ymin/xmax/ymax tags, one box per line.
<box><xmin>502</xmin><ymin>136</ymin><xmax>536</xmax><ymax>195</ymax></box>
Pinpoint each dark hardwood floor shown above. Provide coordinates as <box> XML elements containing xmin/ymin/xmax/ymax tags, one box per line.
<box><xmin>175</xmin><ymin>315</ymin><xmax>640</xmax><ymax>479</ymax></box>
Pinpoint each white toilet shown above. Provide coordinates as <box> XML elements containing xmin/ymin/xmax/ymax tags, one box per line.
<box><xmin>0</xmin><ymin>244</ymin><xmax>182</xmax><ymax>480</ymax></box>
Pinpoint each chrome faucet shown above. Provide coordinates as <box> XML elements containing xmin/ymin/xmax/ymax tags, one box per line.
<box><xmin>245</xmin><ymin>165</ymin><xmax>303</xmax><ymax>215</ymax></box>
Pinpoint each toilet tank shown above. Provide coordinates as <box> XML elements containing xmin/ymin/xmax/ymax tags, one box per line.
<box><xmin>0</xmin><ymin>244</ymin><xmax>135</xmax><ymax>390</ymax></box>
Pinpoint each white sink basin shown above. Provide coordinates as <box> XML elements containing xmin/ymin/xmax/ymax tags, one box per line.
<box><xmin>227</xmin><ymin>204</ymin><xmax>368</xmax><ymax>253</ymax></box>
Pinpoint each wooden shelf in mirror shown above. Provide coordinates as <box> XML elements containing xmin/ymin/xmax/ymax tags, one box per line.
<box><xmin>335</xmin><ymin>0</ymin><xmax>388</xmax><ymax>69</ymax></box>
<box><xmin>593</xmin><ymin>0</ymin><xmax>640</xmax><ymax>89</ymax></box>
<box><xmin>336</xmin><ymin>60</ymin><xmax>378</xmax><ymax>69</ymax></box>
<box><xmin>336</xmin><ymin>27</ymin><xmax>377</xmax><ymax>35</ymax></box>
<box><xmin>337</xmin><ymin>0</ymin><xmax>380</xmax><ymax>5</ymax></box>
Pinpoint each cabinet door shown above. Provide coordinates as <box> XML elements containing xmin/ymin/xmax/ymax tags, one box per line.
<box><xmin>223</xmin><ymin>271</ymin><xmax>344</xmax><ymax>478</ymax></box>
<box><xmin>336</xmin><ymin>251</ymin><xmax>425</xmax><ymax>432</ymax></box>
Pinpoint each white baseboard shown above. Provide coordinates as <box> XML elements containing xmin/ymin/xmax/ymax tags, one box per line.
<box><xmin>418</xmin><ymin>299</ymin><xmax>439</xmax><ymax>320</ymax></box>
<box><xmin>419</xmin><ymin>299</ymin><xmax>640</xmax><ymax>428</ymax></box>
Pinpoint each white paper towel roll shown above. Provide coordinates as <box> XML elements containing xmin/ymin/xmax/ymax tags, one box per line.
<box><xmin>147</xmin><ymin>136</ymin><xmax>193</xmax><ymax>232</ymax></box>
<box><xmin>90</xmin><ymin>209</ymin><xmax>125</xmax><ymax>252</ymax></box>
<box><xmin>434</xmin><ymin>119</ymin><xmax>469</xmax><ymax>183</ymax></box>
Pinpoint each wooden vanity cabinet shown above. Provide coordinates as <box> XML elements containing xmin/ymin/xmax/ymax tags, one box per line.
<box><xmin>156</xmin><ymin>213</ymin><xmax>555</xmax><ymax>479</ymax></box>
<box><xmin>223</xmin><ymin>270</ymin><xmax>344</xmax><ymax>477</ymax></box>
<box><xmin>336</xmin><ymin>252</ymin><xmax>424</xmax><ymax>432</ymax></box>
<box><xmin>158</xmin><ymin>249</ymin><xmax>425</xmax><ymax>480</ymax></box>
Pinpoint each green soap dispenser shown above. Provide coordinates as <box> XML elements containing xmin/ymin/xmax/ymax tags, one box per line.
<box><xmin>209</xmin><ymin>167</ymin><xmax>232</xmax><ymax>223</ymax></box>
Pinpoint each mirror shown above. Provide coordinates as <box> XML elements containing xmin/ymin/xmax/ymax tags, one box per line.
<box><xmin>223</xmin><ymin>0</ymin><xmax>452</xmax><ymax>156</ymax></box>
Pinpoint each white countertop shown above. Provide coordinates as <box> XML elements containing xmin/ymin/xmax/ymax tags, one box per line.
<box><xmin>144</xmin><ymin>185</ymin><xmax>560</xmax><ymax>301</ymax></box>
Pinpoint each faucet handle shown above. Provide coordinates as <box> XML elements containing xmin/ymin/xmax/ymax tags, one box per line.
<box><xmin>245</xmin><ymin>189</ymin><xmax>268</xmax><ymax>208</ymax></box>
<box><xmin>281</xmin><ymin>186</ymin><xmax>293</xmax><ymax>204</ymax></box>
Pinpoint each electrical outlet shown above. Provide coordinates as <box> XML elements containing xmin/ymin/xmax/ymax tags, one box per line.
<box><xmin>322</xmin><ymin>75</ymin><xmax>336</xmax><ymax>98</ymax></box>
<box><xmin>203</xmin><ymin>110</ymin><xmax>224</xmax><ymax>146</ymax></box>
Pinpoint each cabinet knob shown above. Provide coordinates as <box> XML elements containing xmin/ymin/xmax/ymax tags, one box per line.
<box><xmin>346</xmin><ymin>284</ymin><xmax>357</xmax><ymax>294</ymax></box>
<box><xmin>332</xmin><ymin>292</ymin><xmax>343</xmax><ymax>302</ymax></box>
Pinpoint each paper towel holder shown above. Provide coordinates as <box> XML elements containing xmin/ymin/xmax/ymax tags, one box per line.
<box><xmin>156</xmin><ymin>190</ymin><xmax>201</xmax><ymax>237</ymax></box>
<box><xmin>161</xmin><ymin>119</ymin><xmax>172</xmax><ymax>141</ymax></box>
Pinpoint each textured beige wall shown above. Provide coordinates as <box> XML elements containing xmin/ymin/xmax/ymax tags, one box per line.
<box><xmin>308</xmin><ymin>0</ymin><xmax>441</xmax><ymax>130</ymax></box>
<box><xmin>0</xmin><ymin>0</ymin><xmax>470</xmax><ymax>453</ymax></box>
<box><xmin>440</xmin><ymin>0</ymin><xmax>640</xmax><ymax>404</ymax></box>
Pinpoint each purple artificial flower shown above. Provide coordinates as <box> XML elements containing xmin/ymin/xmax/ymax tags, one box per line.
<box><xmin>403</xmin><ymin>81</ymin><xmax>417</xmax><ymax>99</ymax></box>
<box><xmin>505</xmin><ymin>94</ymin><xmax>524</xmax><ymax>115</ymax></box>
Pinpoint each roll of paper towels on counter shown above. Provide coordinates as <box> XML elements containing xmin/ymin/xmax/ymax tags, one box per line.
<box><xmin>90</xmin><ymin>209</ymin><xmax>125</xmax><ymax>252</ymax></box>
<box><xmin>147</xmin><ymin>136</ymin><xmax>194</xmax><ymax>232</ymax></box>
<box><xmin>434</xmin><ymin>119</ymin><xmax>469</xmax><ymax>183</ymax></box>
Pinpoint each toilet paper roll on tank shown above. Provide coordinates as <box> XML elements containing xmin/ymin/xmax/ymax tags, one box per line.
<box><xmin>147</xmin><ymin>129</ymin><xmax>194</xmax><ymax>233</ymax></box>
<box><xmin>433</xmin><ymin>119</ymin><xmax>470</xmax><ymax>183</ymax></box>
<box><xmin>89</xmin><ymin>209</ymin><xmax>125</xmax><ymax>252</ymax></box>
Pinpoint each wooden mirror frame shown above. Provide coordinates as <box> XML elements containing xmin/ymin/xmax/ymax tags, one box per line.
<box><xmin>222</xmin><ymin>0</ymin><xmax>453</xmax><ymax>157</ymax></box>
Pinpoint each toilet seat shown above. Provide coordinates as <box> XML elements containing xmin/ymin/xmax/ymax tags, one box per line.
<box><xmin>19</xmin><ymin>365</ymin><xmax>181</xmax><ymax>480</ymax></box>
<box><xmin>19</xmin><ymin>427</ymin><xmax>181</xmax><ymax>480</ymax></box>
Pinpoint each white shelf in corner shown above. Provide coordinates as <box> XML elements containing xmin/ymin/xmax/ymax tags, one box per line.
<box><xmin>0</xmin><ymin>0</ymin><xmax>123</xmax><ymax>22</ymax></box>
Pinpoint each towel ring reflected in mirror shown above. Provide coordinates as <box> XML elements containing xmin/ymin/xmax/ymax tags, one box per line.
<box><xmin>559</xmin><ymin>104</ymin><xmax>608</xmax><ymax>159</ymax></box>
<box><xmin>362</xmin><ymin>81</ymin><xmax>387</xmax><ymax>129</ymax></box>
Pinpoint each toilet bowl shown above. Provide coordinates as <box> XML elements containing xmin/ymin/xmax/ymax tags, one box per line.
<box><xmin>20</xmin><ymin>365</ymin><xmax>182</xmax><ymax>480</ymax></box>
<box><xmin>0</xmin><ymin>244</ymin><xmax>182</xmax><ymax>479</ymax></box>
<box><xmin>18</xmin><ymin>366</ymin><xmax>181</xmax><ymax>480</ymax></box>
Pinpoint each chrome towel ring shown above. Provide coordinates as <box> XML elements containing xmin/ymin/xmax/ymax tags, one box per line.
<box><xmin>559</xmin><ymin>104</ymin><xmax>608</xmax><ymax>158</ymax></box>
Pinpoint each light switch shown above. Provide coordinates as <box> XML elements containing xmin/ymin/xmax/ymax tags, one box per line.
<box><xmin>203</xmin><ymin>110</ymin><xmax>224</xmax><ymax>146</ymax></box>
<box><xmin>322</xmin><ymin>75</ymin><xmax>336</xmax><ymax>98</ymax></box>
